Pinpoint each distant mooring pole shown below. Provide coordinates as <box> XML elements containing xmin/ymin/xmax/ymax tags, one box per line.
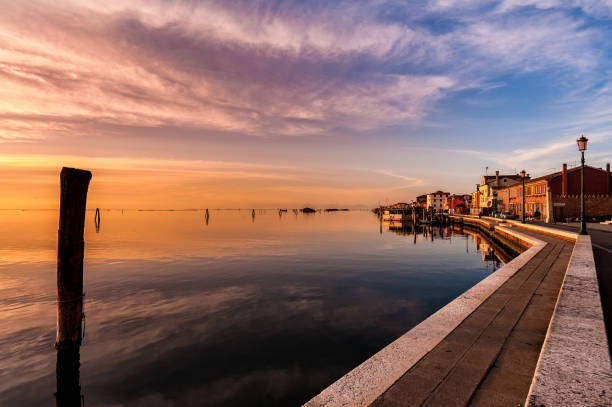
<box><xmin>94</xmin><ymin>208</ymin><xmax>100</xmax><ymax>233</ymax></box>
<box><xmin>56</xmin><ymin>167</ymin><xmax>91</xmax><ymax>348</ymax></box>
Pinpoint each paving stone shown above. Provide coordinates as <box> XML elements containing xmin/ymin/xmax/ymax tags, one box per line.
<box><xmin>373</xmin><ymin>230</ymin><xmax>573</xmax><ymax>407</ymax></box>
<box><xmin>371</xmin><ymin>373</ymin><xmax>438</xmax><ymax>407</ymax></box>
<box><xmin>469</xmin><ymin>387</ymin><xmax>529</xmax><ymax>407</ymax></box>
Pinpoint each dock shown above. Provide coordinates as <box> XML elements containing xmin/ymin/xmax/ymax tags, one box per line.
<box><xmin>305</xmin><ymin>216</ymin><xmax>612</xmax><ymax>407</ymax></box>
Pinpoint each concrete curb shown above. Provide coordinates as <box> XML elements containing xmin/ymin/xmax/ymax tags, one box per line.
<box><xmin>526</xmin><ymin>234</ymin><xmax>612</xmax><ymax>406</ymax></box>
<box><xmin>505</xmin><ymin>220</ymin><xmax>578</xmax><ymax>241</ymax></box>
<box><xmin>304</xmin><ymin>226</ymin><xmax>545</xmax><ymax>407</ymax></box>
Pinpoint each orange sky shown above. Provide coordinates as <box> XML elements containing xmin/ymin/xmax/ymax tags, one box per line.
<box><xmin>1</xmin><ymin>154</ymin><xmax>425</xmax><ymax>209</ymax></box>
<box><xmin>2</xmin><ymin>1</ymin><xmax>611</xmax><ymax>209</ymax></box>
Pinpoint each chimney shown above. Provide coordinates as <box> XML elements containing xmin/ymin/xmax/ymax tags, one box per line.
<box><xmin>607</xmin><ymin>163</ymin><xmax>610</xmax><ymax>196</ymax></box>
<box><xmin>562</xmin><ymin>163</ymin><xmax>567</xmax><ymax>197</ymax></box>
<box><xmin>495</xmin><ymin>170</ymin><xmax>500</xmax><ymax>188</ymax></box>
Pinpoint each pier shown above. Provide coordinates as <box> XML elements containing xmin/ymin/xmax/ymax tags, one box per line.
<box><xmin>305</xmin><ymin>216</ymin><xmax>612</xmax><ymax>407</ymax></box>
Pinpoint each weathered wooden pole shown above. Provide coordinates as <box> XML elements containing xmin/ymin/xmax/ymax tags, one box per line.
<box><xmin>55</xmin><ymin>345</ymin><xmax>81</xmax><ymax>407</ymax></box>
<box><xmin>56</xmin><ymin>167</ymin><xmax>91</xmax><ymax>349</ymax></box>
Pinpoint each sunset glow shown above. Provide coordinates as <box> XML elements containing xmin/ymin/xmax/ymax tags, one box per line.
<box><xmin>2</xmin><ymin>1</ymin><xmax>612</xmax><ymax>208</ymax></box>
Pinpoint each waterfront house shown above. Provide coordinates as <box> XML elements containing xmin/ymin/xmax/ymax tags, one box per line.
<box><xmin>497</xmin><ymin>163</ymin><xmax>612</xmax><ymax>221</ymax></box>
<box><xmin>444</xmin><ymin>194</ymin><xmax>471</xmax><ymax>214</ymax></box>
<box><xmin>388</xmin><ymin>202</ymin><xmax>412</xmax><ymax>210</ymax></box>
<box><xmin>415</xmin><ymin>194</ymin><xmax>428</xmax><ymax>208</ymax></box>
<box><xmin>470</xmin><ymin>186</ymin><xmax>481</xmax><ymax>215</ymax></box>
<box><xmin>426</xmin><ymin>191</ymin><xmax>450</xmax><ymax>213</ymax></box>
<box><xmin>477</xmin><ymin>171</ymin><xmax>526</xmax><ymax>215</ymax></box>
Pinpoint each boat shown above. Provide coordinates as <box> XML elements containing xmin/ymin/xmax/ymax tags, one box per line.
<box><xmin>382</xmin><ymin>209</ymin><xmax>412</xmax><ymax>221</ymax></box>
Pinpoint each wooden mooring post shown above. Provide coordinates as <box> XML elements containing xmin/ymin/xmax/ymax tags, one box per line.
<box><xmin>56</xmin><ymin>167</ymin><xmax>91</xmax><ymax>349</ymax></box>
<box><xmin>55</xmin><ymin>167</ymin><xmax>91</xmax><ymax>407</ymax></box>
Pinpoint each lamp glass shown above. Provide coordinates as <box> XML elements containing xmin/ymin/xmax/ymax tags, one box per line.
<box><xmin>577</xmin><ymin>135</ymin><xmax>588</xmax><ymax>152</ymax></box>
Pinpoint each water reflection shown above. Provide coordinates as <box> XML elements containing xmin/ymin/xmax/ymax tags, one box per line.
<box><xmin>55</xmin><ymin>346</ymin><xmax>82</xmax><ymax>407</ymax></box>
<box><xmin>380</xmin><ymin>220</ymin><xmax>520</xmax><ymax>271</ymax></box>
<box><xmin>0</xmin><ymin>210</ymin><xmax>523</xmax><ymax>407</ymax></box>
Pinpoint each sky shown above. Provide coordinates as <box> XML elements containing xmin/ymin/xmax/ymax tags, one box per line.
<box><xmin>1</xmin><ymin>0</ymin><xmax>612</xmax><ymax>209</ymax></box>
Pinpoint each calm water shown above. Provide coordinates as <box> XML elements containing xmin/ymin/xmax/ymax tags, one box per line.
<box><xmin>0</xmin><ymin>210</ymin><xmax>514</xmax><ymax>406</ymax></box>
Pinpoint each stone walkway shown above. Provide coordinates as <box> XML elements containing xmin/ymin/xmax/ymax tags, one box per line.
<box><xmin>371</xmin><ymin>229</ymin><xmax>573</xmax><ymax>407</ymax></box>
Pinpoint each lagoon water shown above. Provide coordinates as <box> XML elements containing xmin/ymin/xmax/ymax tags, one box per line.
<box><xmin>0</xmin><ymin>210</ymin><xmax>511</xmax><ymax>406</ymax></box>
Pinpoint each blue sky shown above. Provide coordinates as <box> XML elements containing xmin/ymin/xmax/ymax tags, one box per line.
<box><xmin>1</xmin><ymin>0</ymin><xmax>612</xmax><ymax>208</ymax></box>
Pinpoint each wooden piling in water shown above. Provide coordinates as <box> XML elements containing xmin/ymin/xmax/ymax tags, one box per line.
<box><xmin>55</xmin><ymin>345</ymin><xmax>82</xmax><ymax>407</ymax></box>
<box><xmin>56</xmin><ymin>167</ymin><xmax>91</xmax><ymax>349</ymax></box>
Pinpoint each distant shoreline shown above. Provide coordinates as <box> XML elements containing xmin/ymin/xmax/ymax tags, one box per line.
<box><xmin>0</xmin><ymin>208</ymin><xmax>371</xmax><ymax>212</ymax></box>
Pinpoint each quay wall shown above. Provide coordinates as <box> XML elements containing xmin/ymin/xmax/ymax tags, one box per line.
<box><xmin>450</xmin><ymin>217</ymin><xmax>527</xmax><ymax>260</ymax></box>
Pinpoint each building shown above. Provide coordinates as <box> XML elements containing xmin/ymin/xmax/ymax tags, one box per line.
<box><xmin>477</xmin><ymin>171</ymin><xmax>526</xmax><ymax>215</ymax></box>
<box><xmin>415</xmin><ymin>194</ymin><xmax>428</xmax><ymax>208</ymax></box>
<box><xmin>444</xmin><ymin>194</ymin><xmax>471</xmax><ymax>214</ymax></box>
<box><xmin>427</xmin><ymin>191</ymin><xmax>450</xmax><ymax>212</ymax></box>
<box><xmin>470</xmin><ymin>186</ymin><xmax>481</xmax><ymax>215</ymax></box>
<box><xmin>387</xmin><ymin>202</ymin><xmax>412</xmax><ymax>210</ymax></box>
<box><xmin>497</xmin><ymin>163</ymin><xmax>612</xmax><ymax>221</ymax></box>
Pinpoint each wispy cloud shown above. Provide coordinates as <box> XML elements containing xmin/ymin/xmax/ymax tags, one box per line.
<box><xmin>1</xmin><ymin>1</ymin><xmax>611</xmax><ymax>206</ymax></box>
<box><xmin>449</xmin><ymin>131</ymin><xmax>612</xmax><ymax>177</ymax></box>
<box><xmin>0</xmin><ymin>0</ymin><xmax>606</xmax><ymax>142</ymax></box>
<box><xmin>0</xmin><ymin>1</ymin><xmax>457</xmax><ymax>140</ymax></box>
<box><xmin>496</xmin><ymin>0</ymin><xmax>612</xmax><ymax>17</ymax></box>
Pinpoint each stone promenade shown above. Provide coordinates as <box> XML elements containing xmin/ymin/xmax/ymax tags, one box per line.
<box><xmin>371</xmin><ymin>229</ymin><xmax>572</xmax><ymax>407</ymax></box>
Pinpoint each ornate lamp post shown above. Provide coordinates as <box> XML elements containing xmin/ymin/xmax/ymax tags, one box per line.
<box><xmin>521</xmin><ymin>169</ymin><xmax>526</xmax><ymax>223</ymax></box>
<box><xmin>577</xmin><ymin>135</ymin><xmax>589</xmax><ymax>235</ymax></box>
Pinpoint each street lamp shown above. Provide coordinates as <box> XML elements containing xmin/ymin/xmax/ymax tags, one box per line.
<box><xmin>521</xmin><ymin>169</ymin><xmax>526</xmax><ymax>223</ymax></box>
<box><xmin>577</xmin><ymin>135</ymin><xmax>588</xmax><ymax>235</ymax></box>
